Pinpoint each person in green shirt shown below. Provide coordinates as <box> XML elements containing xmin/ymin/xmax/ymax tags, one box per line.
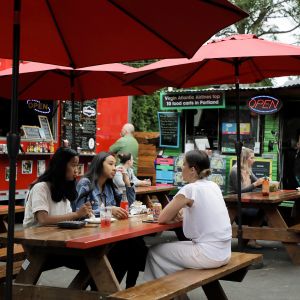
<box><xmin>109</xmin><ymin>123</ymin><xmax>139</xmax><ymax>173</ymax></box>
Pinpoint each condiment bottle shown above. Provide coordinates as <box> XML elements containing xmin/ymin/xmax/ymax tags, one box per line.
<box><xmin>262</xmin><ymin>177</ymin><xmax>270</xmax><ymax>196</ymax></box>
<box><xmin>120</xmin><ymin>190</ymin><xmax>129</xmax><ymax>212</ymax></box>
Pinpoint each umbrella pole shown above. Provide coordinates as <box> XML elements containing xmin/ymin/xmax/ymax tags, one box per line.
<box><xmin>234</xmin><ymin>60</ymin><xmax>243</xmax><ymax>251</ymax></box>
<box><xmin>70</xmin><ymin>72</ymin><xmax>76</xmax><ymax>150</ymax></box>
<box><xmin>5</xmin><ymin>1</ymin><xmax>21</xmax><ymax>299</ymax></box>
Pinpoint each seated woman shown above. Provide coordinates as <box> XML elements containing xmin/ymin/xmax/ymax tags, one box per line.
<box><xmin>229</xmin><ymin>147</ymin><xmax>264</xmax><ymax>248</ymax></box>
<box><xmin>113</xmin><ymin>152</ymin><xmax>151</xmax><ymax>191</ymax></box>
<box><xmin>144</xmin><ymin>150</ymin><xmax>232</xmax><ymax>286</ymax></box>
<box><xmin>23</xmin><ymin>147</ymin><xmax>92</xmax><ymax>228</ymax></box>
<box><xmin>74</xmin><ymin>152</ymin><xmax>148</xmax><ymax>288</ymax></box>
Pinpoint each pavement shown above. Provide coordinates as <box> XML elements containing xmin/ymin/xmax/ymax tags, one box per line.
<box><xmin>30</xmin><ymin>231</ymin><xmax>300</xmax><ymax>300</ymax></box>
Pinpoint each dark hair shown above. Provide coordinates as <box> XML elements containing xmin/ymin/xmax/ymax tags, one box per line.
<box><xmin>31</xmin><ymin>147</ymin><xmax>78</xmax><ymax>203</ymax></box>
<box><xmin>118</xmin><ymin>152</ymin><xmax>132</xmax><ymax>164</ymax></box>
<box><xmin>84</xmin><ymin>152</ymin><xmax>119</xmax><ymax>203</ymax></box>
<box><xmin>185</xmin><ymin>150</ymin><xmax>211</xmax><ymax>178</ymax></box>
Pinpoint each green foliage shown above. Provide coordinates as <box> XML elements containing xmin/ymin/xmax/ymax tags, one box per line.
<box><xmin>132</xmin><ymin>92</ymin><xmax>161</xmax><ymax>131</ymax></box>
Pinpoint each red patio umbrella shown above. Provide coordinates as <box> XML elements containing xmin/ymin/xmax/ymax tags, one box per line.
<box><xmin>125</xmin><ymin>34</ymin><xmax>300</xmax><ymax>250</ymax></box>
<box><xmin>0</xmin><ymin>0</ymin><xmax>248</xmax><ymax>67</ymax></box>
<box><xmin>0</xmin><ymin>2</ymin><xmax>248</xmax><ymax>297</ymax></box>
<box><xmin>0</xmin><ymin>61</ymin><xmax>152</xmax><ymax>149</ymax></box>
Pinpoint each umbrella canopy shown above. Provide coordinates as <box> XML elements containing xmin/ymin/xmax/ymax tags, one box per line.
<box><xmin>125</xmin><ymin>34</ymin><xmax>300</xmax><ymax>88</ymax></box>
<box><xmin>125</xmin><ymin>34</ymin><xmax>300</xmax><ymax>250</ymax></box>
<box><xmin>0</xmin><ymin>0</ymin><xmax>248</xmax><ymax>68</ymax></box>
<box><xmin>0</xmin><ymin>62</ymin><xmax>148</xmax><ymax>100</ymax></box>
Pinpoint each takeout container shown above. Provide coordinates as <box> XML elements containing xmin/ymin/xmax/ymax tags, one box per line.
<box><xmin>269</xmin><ymin>181</ymin><xmax>280</xmax><ymax>192</ymax></box>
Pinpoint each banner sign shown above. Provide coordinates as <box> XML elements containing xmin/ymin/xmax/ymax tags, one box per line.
<box><xmin>247</xmin><ymin>95</ymin><xmax>282</xmax><ymax>115</ymax></box>
<box><xmin>160</xmin><ymin>91</ymin><xmax>225</xmax><ymax>110</ymax></box>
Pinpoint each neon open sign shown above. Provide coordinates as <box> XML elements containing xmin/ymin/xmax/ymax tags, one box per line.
<box><xmin>27</xmin><ymin>99</ymin><xmax>51</xmax><ymax>114</ymax></box>
<box><xmin>247</xmin><ymin>95</ymin><xmax>282</xmax><ymax>115</ymax></box>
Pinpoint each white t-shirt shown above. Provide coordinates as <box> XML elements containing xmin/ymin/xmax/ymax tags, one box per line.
<box><xmin>176</xmin><ymin>179</ymin><xmax>232</xmax><ymax>260</ymax></box>
<box><xmin>23</xmin><ymin>182</ymin><xmax>72</xmax><ymax>228</ymax></box>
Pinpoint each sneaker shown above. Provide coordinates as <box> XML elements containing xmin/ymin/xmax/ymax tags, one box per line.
<box><xmin>248</xmin><ymin>240</ymin><xmax>263</xmax><ymax>249</ymax></box>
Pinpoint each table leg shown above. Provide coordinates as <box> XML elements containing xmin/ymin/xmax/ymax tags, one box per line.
<box><xmin>85</xmin><ymin>253</ymin><xmax>121</xmax><ymax>294</ymax></box>
<box><xmin>202</xmin><ymin>280</ymin><xmax>228</xmax><ymax>300</ymax></box>
<box><xmin>265</xmin><ymin>207</ymin><xmax>300</xmax><ymax>265</ymax></box>
<box><xmin>156</xmin><ymin>192</ymin><xmax>170</xmax><ymax>208</ymax></box>
<box><xmin>15</xmin><ymin>248</ymin><xmax>46</xmax><ymax>284</ymax></box>
<box><xmin>227</xmin><ymin>207</ymin><xmax>237</xmax><ymax>224</ymax></box>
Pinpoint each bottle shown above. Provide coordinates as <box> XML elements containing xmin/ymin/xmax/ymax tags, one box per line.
<box><xmin>120</xmin><ymin>190</ymin><xmax>129</xmax><ymax>212</ymax></box>
<box><xmin>262</xmin><ymin>177</ymin><xmax>270</xmax><ymax>196</ymax></box>
<box><xmin>49</xmin><ymin>141</ymin><xmax>54</xmax><ymax>153</ymax></box>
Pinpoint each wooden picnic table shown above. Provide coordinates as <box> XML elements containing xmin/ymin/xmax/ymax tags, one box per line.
<box><xmin>224</xmin><ymin>190</ymin><xmax>300</xmax><ymax>264</ymax></box>
<box><xmin>0</xmin><ymin>205</ymin><xmax>25</xmax><ymax>234</ymax></box>
<box><xmin>135</xmin><ymin>185</ymin><xmax>177</xmax><ymax>208</ymax></box>
<box><xmin>0</xmin><ymin>215</ymin><xmax>181</xmax><ymax>299</ymax></box>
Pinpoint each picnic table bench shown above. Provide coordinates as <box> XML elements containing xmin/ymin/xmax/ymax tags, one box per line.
<box><xmin>108</xmin><ymin>252</ymin><xmax>262</xmax><ymax>300</ymax></box>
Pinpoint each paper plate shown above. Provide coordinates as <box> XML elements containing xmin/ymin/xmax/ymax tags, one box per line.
<box><xmin>85</xmin><ymin>217</ymin><xmax>116</xmax><ymax>224</ymax></box>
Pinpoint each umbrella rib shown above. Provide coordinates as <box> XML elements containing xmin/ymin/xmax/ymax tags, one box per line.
<box><xmin>108</xmin><ymin>0</ymin><xmax>188</xmax><ymax>58</ymax></box>
<box><xmin>177</xmin><ymin>60</ymin><xmax>210</xmax><ymax>88</ymax></box>
<box><xmin>18</xmin><ymin>71</ymin><xmax>52</xmax><ymax>97</ymax></box>
<box><xmin>45</xmin><ymin>0</ymin><xmax>76</xmax><ymax>68</ymax></box>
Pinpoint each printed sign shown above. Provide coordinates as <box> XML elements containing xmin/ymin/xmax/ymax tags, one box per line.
<box><xmin>22</xmin><ymin>126</ymin><xmax>41</xmax><ymax>140</ymax></box>
<box><xmin>38</xmin><ymin>115</ymin><xmax>53</xmax><ymax>141</ymax></box>
<box><xmin>247</xmin><ymin>95</ymin><xmax>282</xmax><ymax>115</ymax></box>
<box><xmin>160</xmin><ymin>91</ymin><xmax>225</xmax><ymax>110</ymax></box>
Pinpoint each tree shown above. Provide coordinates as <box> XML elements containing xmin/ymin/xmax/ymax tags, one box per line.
<box><xmin>221</xmin><ymin>0</ymin><xmax>300</xmax><ymax>42</ymax></box>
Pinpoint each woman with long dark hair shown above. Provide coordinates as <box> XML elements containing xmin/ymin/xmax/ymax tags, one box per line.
<box><xmin>74</xmin><ymin>152</ymin><xmax>148</xmax><ymax>288</ymax></box>
<box><xmin>23</xmin><ymin>147</ymin><xmax>92</xmax><ymax>227</ymax></box>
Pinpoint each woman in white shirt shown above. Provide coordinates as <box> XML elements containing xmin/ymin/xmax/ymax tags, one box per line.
<box><xmin>23</xmin><ymin>147</ymin><xmax>91</xmax><ymax>228</ymax></box>
<box><xmin>113</xmin><ymin>152</ymin><xmax>151</xmax><ymax>191</ymax></box>
<box><xmin>144</xmin><ymin>150</ymin><xmax>232</xmax><ymax>282</ymax></box>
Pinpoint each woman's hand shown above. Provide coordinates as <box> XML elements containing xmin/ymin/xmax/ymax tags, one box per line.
<box><xmin>77</xmin><ymin>202</ymin><xmax>92</xmax><ymax>218</ymax></box>
<box><xmin>141</xmin><ymin>179</ymin><xmax>151</xmax><ymax>186</ymax></box>
<box><xmin>117</xmin><ymin>166</ymin><xmax>131</xmax><ymax>187</ymax></box>
<box><xmin>173</xmin><ymin>209</ymin><xmax>183</xmax><ymax>222</ymax></box>
<box><xmin>254</xmin><ymin>177</ymin><xmax>264</xmax><ymax>187</ymax></box>
<box><xmin>112</xmin><ymin>206</ymin><xmax>128</xmax><ymax>219</ymax></box>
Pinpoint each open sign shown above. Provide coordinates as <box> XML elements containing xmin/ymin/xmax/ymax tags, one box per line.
<box><xmin>247</xmin><ymin>95</ymin><xmax>282</xmax><ymax>115</ymax></box>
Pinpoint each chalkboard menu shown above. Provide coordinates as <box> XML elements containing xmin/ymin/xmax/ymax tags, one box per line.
<box><xmin>158</xmin><ymin>112</ymin><xmax>180</xmax><ymax>148</ymax></box>
<box><xmin>61</xmin><ymin>100</ymin><xmax>97</xmax><ymax>152</ymax></box>
<box><xmin>38</xmin><ymin>115</ymin><xmax>53</xmax><ymax>141</ymax></box>
<box><xmin>230</xmin><ymin>158</ymin><xmax>272</xmax><ymax>178</ymax></box>
<box><xmin>22</xmin><ymin>126</ymin><xmax>41</xmax><ymax>140</ymax></box>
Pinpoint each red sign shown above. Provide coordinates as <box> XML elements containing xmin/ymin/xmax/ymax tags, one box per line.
<box><xmin>247</xmin><ymin>95</ymin><xmax>282</xmax><ymax>115</ymax></box>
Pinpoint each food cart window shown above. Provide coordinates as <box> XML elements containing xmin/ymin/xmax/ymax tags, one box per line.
<box><xmin>0</xmin><ymin>98</ymin><xmax>57</xmax><ymax>140</ymax></box>
<box><xmin>220</xmin><ymin>107</ymin><xmax>261</xmax><ymax>154</ymax></box>
<box><xmin>186</xmin><ymin>109</ymin><xmax>219</xmax><ymax>150</ymax></box>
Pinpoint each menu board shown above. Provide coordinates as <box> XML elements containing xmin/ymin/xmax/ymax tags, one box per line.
<box><xmin>230</xmin><ymin>158</ymin><xmax>272</xmax><ymax>178</ymax></box>
<box><xmin>38</xmin><ymin>115</ymin><xmax>53</xmax><ymax>141</ymax></box>
<box><xmin>158</xmin><ymin>112</ymin><xmax>180</xmax><ymax>148</ymax></box>
<box><xmin>22</xmin><ymin>126</ymin><xmax>41</xmax><ymax>140</ymax></box>
<box><xmin>208</xmin><ymin>154</ymin><xmax>227</xmax><ymax>193</ymax></box>
<box><xmin>61</xmin><ymin>100</ymin><xmax>97</xmax><ymax>151</ymax></box>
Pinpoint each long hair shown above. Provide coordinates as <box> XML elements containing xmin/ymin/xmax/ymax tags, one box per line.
<box><xmin>31</xmin><ymin>147</ymin><xmax>78</xmax><ymax>203</ymax></box>
<box><xmin>240</xmin><ymin>147</ymin><xmax>254</xmax><ymax>183</ymax></box>
<box><xmin>185</xmin><ymin>150</ymin><xmax>211</xmax><ymax>179</ymax></box>
<box><xmin>84</xmin><ymin>152</ymin><xmax>118</xmax><ymax>201</ymax></box>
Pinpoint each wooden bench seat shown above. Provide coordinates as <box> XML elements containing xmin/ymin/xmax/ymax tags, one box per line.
<box><xmin>0</xmin><ymin>260</ymin><xmax>23</xmax><ymax>283</ymax></box>
<box><xmin>0</xmin><ymin>244</ymin><xmax>25</xmax><ymax>262</ymax></box>
<box><xmin>287</xmin><ymin>224</ymin><xmax>300</xmax><ymax>233</ymax></box>
<box><xmin>108</xmin><ymin>252</ymin><xmax>262</xmax><ymax>300</ymax></box>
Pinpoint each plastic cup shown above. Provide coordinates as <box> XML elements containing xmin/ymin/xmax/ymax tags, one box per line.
<box><xmin>100</xmin><ymin>206</ymin><xmax>112</xmax><ymax>227</ymax></box>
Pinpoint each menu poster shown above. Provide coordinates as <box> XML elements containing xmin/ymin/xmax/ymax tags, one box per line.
<box><xmin>158</xmin><ymin>112</ymin><xmax>180</xmax><ymax>148</ymax></box>
<box><xmin>38</xmin><ymin>115</ymin><xmax>53</xmax><ymax>141</ymax></box>
<box><xmin>22</xmin><ymin>126</ymin><xmax>41</xmax><ymax>140</ymax></box>
<box><xmin>209</xmin><ymin>154</ymin><xmax>227</xmax><ymax>193</ymax></box>
<box><xmin>62</xmin><ymin>101</ymin><xmax>82</xmax><ymax>122</ymax></box>
<box><xmin>61</xmin><ymin>100</ymin><xmax>97</xmax><ymax>151</ymax></box>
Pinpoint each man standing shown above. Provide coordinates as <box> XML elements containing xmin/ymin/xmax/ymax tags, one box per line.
<box><xmin>110</xmin><ymin>123</ymin><xmax>139</xmax><ymax>173</ymax></box>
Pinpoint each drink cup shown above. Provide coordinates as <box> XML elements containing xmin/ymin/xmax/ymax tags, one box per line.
<box><xmin>100</xmin><ymin>206</ymin><xmax>112</xmax><ymax>227</ymax></box>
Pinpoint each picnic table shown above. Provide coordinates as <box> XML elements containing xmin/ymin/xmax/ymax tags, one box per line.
<box><xmin>135</xmin><ymin>185</ymin><xmax>177</xmax><ymax>208</ymax></box>
<box><xmin>224</xmin><ymin>189</ymin><xmax>300</xmax><ymax>264</ymax></box>
<box><xmin>0</xmin><ymin>214</ymin><xmax>181</xmax><ymax>298</ymax></box>
<box><xmin>0</xmin><ymin>205</ymin><xmax>25</xmax><ymax>234</ymax></box>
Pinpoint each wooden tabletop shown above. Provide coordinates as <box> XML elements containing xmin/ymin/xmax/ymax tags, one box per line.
<box><xmin>224</xmin><ymin>190</ymin><xmax>300</xmax><ymax>204</ymax></box>
<box><xmin>0</xmin><ymin>215</ymin><xmax>181</xmax><ymax>249</ymax></box>
<box><xmin>135</xmin><ymin>185</ymin><xmax>177</xmax><ymax>195</ymax></box>
<box><xmin>0</xmin><ymin>205</ymin><xmax>25</xmax><ymax>215</ymax></box>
